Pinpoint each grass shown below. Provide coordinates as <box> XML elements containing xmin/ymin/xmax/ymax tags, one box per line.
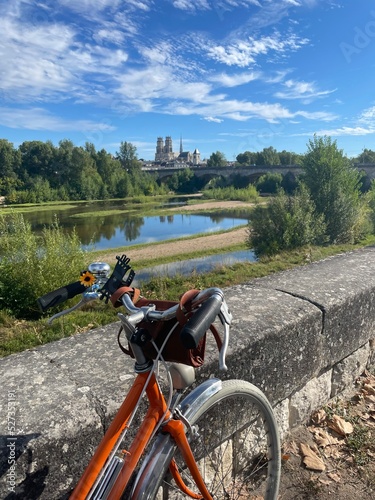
<box><xmin>0</xmin><ymin>194</ymin><xmax>173</xmax><ymax>214</ymax></box>
<box><xmin>70</xmin><ymin>209</ymin><xmax>139</xmax><ymax>218</ymax></box>
<box><xmin>0</xmin><ymin>203</ymin><xmax>79</xmax><ymax>213</ymax></box>
<box><xmin>2</xmin><ymin>232</ymin><xmax>375</xmax><ymax>357</ymax></box>
<box><xmin>137</xmin><ymin>237</ymin><xmax>375</xmax><ymax>301</ymax></box>
<box><xmin>0</xmin><ymin>303</ymin><xmax>118</xmax><ymax>357</ymax></box>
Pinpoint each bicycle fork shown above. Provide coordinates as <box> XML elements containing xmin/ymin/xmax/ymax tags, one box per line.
<box><xmin>162</xmin><ymin>418</ymin><xmax>213</xmax><ymax>500</ymax></box>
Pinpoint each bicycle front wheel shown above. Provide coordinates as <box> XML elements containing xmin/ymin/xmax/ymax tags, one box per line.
<box><xmin>136</xmin><ymin>379</ymin><xmax>281</xmax><ymax>499</ymax></box>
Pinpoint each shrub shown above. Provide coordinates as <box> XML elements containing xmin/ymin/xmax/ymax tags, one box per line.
<box><xmin>0</xmin><ymin>212</ymin><xmax>87</xmax><ymax>319</ymax></box>
<box><xmin>255</xmin><ymin>173</ymin><xmax>282</xmax><ymax>194</ymax></box>
<box><xmin>202</xmin><ymin>185</ymin><xmax>258</xmax><ymax>202</ymax></box>
<box><xmin>365</xmin><ymin>181</ymin><xmax>375</xmax><ymax>233</ymax></box>
<box><xmin>301</xmin><ymin>135</ymin><xmax>364</xmax><ymax>243</ymax></box>
<box><xmin>248</xmin><ymin>185</ymin><xmax>327</xmax><ymax>257</ymax></box>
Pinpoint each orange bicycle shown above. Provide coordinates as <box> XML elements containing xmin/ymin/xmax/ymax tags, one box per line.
<box><xmin>38</xmin><ymin>255</ymin><xmax>281</xmax><ymax>499</ymax></box>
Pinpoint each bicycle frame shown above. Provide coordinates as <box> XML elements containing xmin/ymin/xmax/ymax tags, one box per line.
<box><xmin>39</xmin><ymin>260</ymin><xmax>279</xmax><ymax>500</ymax></box>
<box><xmin>70</xmin><ymin>366</ymin><xmax>214</xmax><ymax>500</ymax></box>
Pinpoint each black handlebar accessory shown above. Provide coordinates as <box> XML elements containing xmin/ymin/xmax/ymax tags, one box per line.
<box><xmin>100</xmin><ymin>254</ymin><xmax>135</xmax><ymax>303</ymax></box>
<box><xmin>37</xmin><ymin>281</ymin><xmax>87</xmax><ymax>312</ymax></box>
<box><xmin>180</xmin><ymin>295</ymin><xmax>222</xmax><ymax>349</ymax></box>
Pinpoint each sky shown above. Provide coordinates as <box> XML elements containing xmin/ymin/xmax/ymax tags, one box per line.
<box><xmin>1</xmin><ymin>1</ymin><xmax>375</xmax><ymax>162</ymax></box>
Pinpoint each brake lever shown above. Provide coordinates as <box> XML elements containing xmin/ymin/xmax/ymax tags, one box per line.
<box><xmin>48</xmin><ymin>290</ymin><xmax>100</xmax><ymax>324</ymax></box>
<box><xmin>217</xmin><ymin>299</ymin><xmax>232</xmax><ymax>371</ymax></box>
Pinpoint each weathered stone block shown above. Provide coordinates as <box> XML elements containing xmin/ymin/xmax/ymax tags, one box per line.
<box><xmin>331</xmin><ymin>343</ymin><xmax>370</xmax><ymax>397</ymax></box>
<box><xmin>273</xmin><ymin>398</ymin><xmax>290</xmax><ymax>442</ymax></box>
<box><xmin>289</xmin><ymin>370</ymin><xmax>332</xmax><ymax>426</ymax></box>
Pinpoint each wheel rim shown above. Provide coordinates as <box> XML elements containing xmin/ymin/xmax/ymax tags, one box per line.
<box><xmin>158</xmin><ymin>382</ymin><xmax>280</xmax><ymax>499</ymax></box>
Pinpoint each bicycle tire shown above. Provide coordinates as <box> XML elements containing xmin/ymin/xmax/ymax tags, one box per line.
<box><xmin>132</xmin><ymin>379</ymin><xmax>281</xmax><ymax>499</ymax></box>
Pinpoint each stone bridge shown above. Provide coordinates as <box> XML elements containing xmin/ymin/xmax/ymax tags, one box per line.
<box><xmin>144</xmin><ymin>163</ymin><xmax>375</xmax><ymax>182</ymax></box>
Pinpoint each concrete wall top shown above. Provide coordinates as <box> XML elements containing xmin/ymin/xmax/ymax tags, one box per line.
<box><xmin>1</xmin><ymin>246</ymin><xmax>375</xmax><ymax>498</ymax></box>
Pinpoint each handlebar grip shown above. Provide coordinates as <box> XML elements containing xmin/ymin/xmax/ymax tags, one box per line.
<box><xmin>37</xmin><ymin>281</ymin><xmax>86</xmax><ymax>312</ymax></box>
<box><xmin>180</xmin><ymin>294</ymin><xmax>222</xmax><ymax>349</ymax></box>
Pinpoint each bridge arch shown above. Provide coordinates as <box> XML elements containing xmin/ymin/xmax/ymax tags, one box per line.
<box><xmin>145</xmin><ymin>163</ymin><xmax>375</xmax><ymax>191</ymax></box>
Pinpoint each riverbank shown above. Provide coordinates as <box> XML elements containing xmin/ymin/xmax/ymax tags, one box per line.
<box><xmin>93</xmin><ymin>200</ymin><xmax>253</xmax><ymax>265</ymax></box>
<box><xmin>94</xmin><ymin>226</ymin><xmax>249</xmax><ymax>265</ymax></box>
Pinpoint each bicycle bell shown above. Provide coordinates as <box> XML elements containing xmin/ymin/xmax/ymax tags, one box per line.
<box><xmin>88</xmin><ymin>262</ymin><xmax>111</xmax><ymax>280</ymax></box>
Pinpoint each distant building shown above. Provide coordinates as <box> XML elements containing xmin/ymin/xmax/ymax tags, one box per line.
<box><xmin>155</xmin><ymin>136</ymin><xmax>175</xmax><ymax>162</ymax></box>
<box><xmin>154</xmin><ymin>136</ymin><xmax>200</xmax><ymax>165</ymax></box>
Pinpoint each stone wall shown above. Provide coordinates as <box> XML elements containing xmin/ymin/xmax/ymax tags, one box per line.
<box><xmin>1</xmin><ymin>247</ymin><xmax>375</xmax><ymax>499</ymax></box>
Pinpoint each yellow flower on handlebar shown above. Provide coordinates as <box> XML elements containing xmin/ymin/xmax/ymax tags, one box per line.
<box><xmin>80</xmin><ymin>270</ymin><xmax>96</xmax><ymax>287</ymax></box>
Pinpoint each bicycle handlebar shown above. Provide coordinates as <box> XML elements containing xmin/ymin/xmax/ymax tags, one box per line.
<box><xmin>37</xmin><ymin>281</ymin><xmax>87</xmax><ymax>312</ymax></box>
<box><xmin>180</xmin><ymin>293</ymin><xmax>223</xmax><ymax>349</ymax></box>
<box><xmin>119</xmin><ymin>286</ymin><xmax>231</xmax><ymax>370</ymax></box>
<box><xmin>37</xmin><ymin>256</ymin><xmax>232</xmax><ymax>370</ymax></box>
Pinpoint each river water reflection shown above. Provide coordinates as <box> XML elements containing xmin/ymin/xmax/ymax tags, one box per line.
<box><xmin>20</xmin><ymin>198</ymin><xmax>249</xmax><ymax>251</ymax></box>
<box><xmin>133</xmin><ymin>250</ymin><xmax>257</xmax><ymax>285</ymax></box>
<box><xmin>9</xmin><ymin>198</ymin><xmax>255</xmax><ymax>277</ymax></box>
<box><xmin>83</xmin><ymin>213</ymin><xmax>248</xmax><ymax>250</ymax></box>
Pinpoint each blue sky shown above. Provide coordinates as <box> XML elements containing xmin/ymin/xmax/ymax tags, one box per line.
<box><xmin>1</xmin><ymin>0</ymin><xmax>375</xmax><ymax>161</ymax></box>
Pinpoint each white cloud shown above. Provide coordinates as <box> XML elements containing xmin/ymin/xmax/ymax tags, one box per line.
<box><xmin>359</xmin><ymin>106</ymin><xmax>375</xmax><ymax>125</ymax></box>
<box><xmin>172</xmin><ymin>0</ymin><xmax>210</xmax><ymax>10</ymax></box>
<box><xmin>138</xmin><ymin>43</ymin><xmax>172</xmax><ymax>64</ymax></box>
<box><xmin>0</xmin><ymin>13</ymin><xmax>131</xmax><ymax>102</ymax></box>
<box><xmin>206</xmin><ymin>32</ymin><xmax>309</xmax><ymax>67</ymax></box>
<box><xmin>0</xmin><ymin>107</ymin><xmax>116</xmax><ymax>132</ymax></box>
<box><xmin>58</xmin><ymin>0</ymin><xmax>118</xmax><ymax>9</ymax></box>
<box><xmin>166</xmin><ymin>97</ymin><xmax>337</xmax><ymax>123</ymax></box>
<box><xmin>93</xmin><ymin>29</ymin><xmax>127</xmax><ymax>45</ymax></box>
<box><xmin>0</xmin><ymin>17</ymin><xmax>78</xmax><ymax>98</ymax></box>
<box><xmin>172</xmin><ymin>0</ymin><xmax>260</xmax><ymax>12</ymax></box>
<box><xmin>294</xmin><ymin>126</ymin><xmax>375</xmax><ymax>137</ymax></box>
<box><xmin>126</xmin><ymin>0</ymin><xmax>152</xmax><ymax>11</ymax></box>
<box><xmin>204</xmin><ymin>116</ymin><xmax>224</xmax><ymax>123</ymax></box>
<box><xmin>0</xmin><ymin>0</ymin><xmax>342</xmax><ymax>136</ymax></box>
<box><xmin>274</xmin><ymin>79</ymin><xmax>337</xmax><ymax>100</ymax></box>
<box><xmin>209</xmin><ymin>71</ymin><xmax>261</xmax><ymax>87</ymax></box>
<box><xmin>292</xmin><ymin>106</ymin><xmax>375</xmax><ymax>138</ymax></box>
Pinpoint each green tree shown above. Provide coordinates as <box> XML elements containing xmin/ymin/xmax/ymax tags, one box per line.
<box><xmin>166</xmin><ymin>168</ymin><xmax>194</xmax><ymax>193</ymax></box>
<box><xmin>70</xmin><ymin>147</ymin><xmax>95</xmax><ymax>199</ymax></box>
<box><xmin>54</xmin><ymin>139</ymin><xmax>75</xmax><ymax>188</ymax></box>
<box><xmin>207</xmin><ymin>151</ymin><xmax>227</xmax><ymax>167</ymax></box>
<box><xmin>301</xmin><ymin>135</ymin><xmax>363</xmax><ymax>243</ymax></box>
<box><xmin>256</xmin><ymin>147</ymin><xmax>280</xmax><ymax>166</ymax></box>
<box><xmin>281</xmin><ymin>171</ymin><xmax>298</xmax><ymax>194</ymax></box>
<box><xmin>0</xmin><ymin>139</ymin><xmax>22</xmax><ymax>196</ymax></box>
<box><xmin>0</xmin><ymin>139</ymin><xmax>21</xmax><ymax>179</ymax></box>
<box><xmin>19</xmin><ymin>140</ymin><xmax>56</xmax><ymax>179</ymax></box>
<box><xmin>53</xmin><ymin>142</ymin><xmax>98</xmax><ymax>199</ymax></box>
<box><xmin>28</xmin><ymin>177</ymin><xmax>55</xmax><ymax>203</ymax></box>
<box><xmin>95</xmin><ymin>149</ymin><xmax>124</xmax><ymax>197</ymax></box>
<box><xmin>80</xmin><ymin>164</ymin><xmax>103</xmax><ymax>200</ymax></box>
<box><xmin>256</xmin><ymin>173</ymin><xmax>282</xmax><ymax>194</ymax></box>
<box><xmin>366</xmin><ymin>181</ymin><xmax>375</xmax><ymax>232</ymax></box>
<box><xmin>248</xmin><ymin>185</ymin><xmax>326</xmax><ymax>257</ymax></box>
<box><xmin>236</xmin><ymin>151</ymin><xmax>257</xmax><ymax>165</ymax></box>
<box><xmin>278</xmin><ymin>150</ymin><xmax>302</xmax><ymax>165</ymax></box>
<box><xmin>84</xmin><ymin>141</ymin><xmax>97</xmax><ymax>158</ymax></box>
<box><xmin>116</xmin><ymin>141</ymin><xmax>142</xmax><ymax>173</ymax></box>
<box><xmin>116</xmin><ymin>173</ymin><xmax>133</xmax><ymax>198</ymax></box>
<box><xmin>355</xmin><ymin>148</ymin><xmax>375</xmax><ymax>164</ymax></box>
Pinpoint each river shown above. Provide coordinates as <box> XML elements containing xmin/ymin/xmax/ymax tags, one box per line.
<box><xmin>18</xmin><ymin>198</ymin><xmax>250</xmax><ymax>250</ymax></box>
